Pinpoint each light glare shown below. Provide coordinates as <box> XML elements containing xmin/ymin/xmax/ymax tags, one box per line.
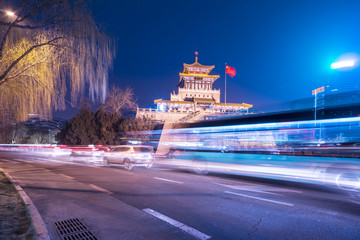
<box><xmin>331</xmin><ymin>60</ymin><xmax>355</xmax><ymax>69</ymax></box>
<box><xmin>6</xmin><ymin>11</ymin><xmax>15</xmax><ymax>16</ymax></box>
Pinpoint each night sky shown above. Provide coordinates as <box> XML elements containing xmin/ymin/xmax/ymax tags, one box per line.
<box><xmin>89</xmin><ymin>0</ymin><xmax>360</xmax><ymax>111</ymax></box>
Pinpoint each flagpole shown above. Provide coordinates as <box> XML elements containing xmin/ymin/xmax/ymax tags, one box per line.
<box><xmin>225</xmin><ymin>62</ymin><xmax>227</xmax><ymax>108</ymax></box>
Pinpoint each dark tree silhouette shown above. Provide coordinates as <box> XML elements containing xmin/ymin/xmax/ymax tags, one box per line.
<box><xmin>56</xmin><ymin>109</ymin><xmax>99</xmax><ymax>145</ymax></box>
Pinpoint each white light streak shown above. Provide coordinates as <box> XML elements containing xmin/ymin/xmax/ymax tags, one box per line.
<box><xmin>331</xmin><ymin>60</ymin><xmax>355</xmax><ymax>69</ymax></box>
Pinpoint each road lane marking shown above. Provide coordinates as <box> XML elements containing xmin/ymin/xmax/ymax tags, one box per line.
<box><xmin>265</xmin><ymin>188</ymin><xmax>302</xmax><ymax>194</ymax></box>
<box><xmin>24</xmin><ymin>157</ymin><xmax>101</xmax><ymax>168</ymax></box>
<box><xmin>88</xmin><ymin>184</ymin><xmax>113</xmax><ymax>195</ymax></box>
<box><xmin>154</xmin><ymin>177</ymin><xmax>183</xmax><ymax>184</ymax></box>
<box><xmin>143</xmin><ymin>208</ymin><xmax>211</xmax><ymax>240</ymax></box>
<box><xmin>213</xmin><ymin>182</ymin><xmax>302</xmax><ymax>194</ymax></box>
<box><xmin>225</xmin><ymin>191</ymin><xmax>294</xmax><ymax>206</ymax></box>
<box><xmin>59</xmin><ymin>173</ymin><xmax>74</xmax><ymax>180</ymax></box>
<box><xmin>213</xmin><ymin>182</ymin><xmax>282</xmax><ymax>196</ymax></box>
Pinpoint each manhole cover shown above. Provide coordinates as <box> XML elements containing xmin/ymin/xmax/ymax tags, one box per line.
<box><xmin>54</xmin><ymin>218</ymin><xmax>98</xmax><ymax>240</ymax></box>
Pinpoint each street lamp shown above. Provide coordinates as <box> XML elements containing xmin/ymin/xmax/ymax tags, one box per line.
<box><xmin>0</xmin><ymin>9</ymin><xmax>16</xmax><ymax>17</ymax></box>
<box><xmin>5</xmin><ymin>11</ymin><xmax>15</xmax><ymax>16</ymax></box>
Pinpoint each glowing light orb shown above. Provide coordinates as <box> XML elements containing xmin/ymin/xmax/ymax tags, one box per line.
<box><xmin>6</xmin><ymin>11</ymin><xmax>15</xmax><ymax>16</ymax></box>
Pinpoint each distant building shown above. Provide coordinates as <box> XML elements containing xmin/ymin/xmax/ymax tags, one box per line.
<box><xmin>25</xmin><ymin>114</ymin><xmax>66</xmax><ymax>132</ymax></box>
<box><xmin>14</xmin><ymin>115</ymin><xmax>66</xmax><ymax>144</ymax></box>
<box><xmin>137</xmin><ymin>53</ymin><xmax>253</xmax><ymax>123</ymax></box>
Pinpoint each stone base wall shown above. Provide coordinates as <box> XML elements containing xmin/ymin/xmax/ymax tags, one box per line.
<box><xmin>136</xmin><ymin>108</ymin><xmax>189</xmax><ymax>123</ymax></box>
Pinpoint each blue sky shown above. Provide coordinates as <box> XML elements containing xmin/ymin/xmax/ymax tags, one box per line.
<box><xmin>90</xmin><ymin>0</ymin><xmax>360</xmax><ymax>109</ymax></box>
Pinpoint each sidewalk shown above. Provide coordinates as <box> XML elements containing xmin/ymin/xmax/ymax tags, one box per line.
<box><xmin>1</xmin><ymin>161</ymin><xmax>196</xmax><ymax>240</ymax></box>
<box><xmin>0</xmin><ymin>171</ymin><xmax>36</xmax><ymax>239</ymax></box>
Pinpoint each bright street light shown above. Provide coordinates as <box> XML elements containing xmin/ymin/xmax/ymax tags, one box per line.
<box><xmin>6</xmin><ymin>11</ymin><xmax>15</xmax><ymax>16</ymax></box>
<box><xmin>331</xmin><ymin>60</ymin><xmax>355</xmax><ymax>69</ymax></box>
<box><xmin>0</xmin><ymin>9</ymin><xmax>16</xmax><ymax>17</ymax></box>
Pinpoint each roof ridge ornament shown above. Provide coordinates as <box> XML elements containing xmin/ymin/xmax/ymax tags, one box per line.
<box><xmin>194</xmin><ymin>51</ymin><xmax>199</xmax><ymax>63</ymax></box>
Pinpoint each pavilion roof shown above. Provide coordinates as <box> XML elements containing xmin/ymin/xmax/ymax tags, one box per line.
<box><xmin>183</xmin><ymin>62</ymin><xmax>215</xmax><ymax>69</ymax></box>
<box><xmin>182</xmin><ymin>55</ymin><xmax>215</xmax><ymax>75</ymax></box>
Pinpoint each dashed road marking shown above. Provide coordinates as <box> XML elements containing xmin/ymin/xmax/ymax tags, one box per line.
<box><xmin>88</xmin><ymin>184</ymin><xmax>113</xmax><ymax>195</ymax></box>
<box><xmin>213</xmin><ymin>182</ymin><xmax>282</xmax><ymax>196</ymax></box>
<box><xmin>154</xmin><ymin>177</ymin><xmax>183</xmax><ymax>184</ymax></box>
<box><xmin>143</xmin><ymin>208</ymin><xmax>211</xmax><ymax>240</ymax></box>
<box><xmin>266</xmin><ymin>188</ymin><xmax>303</xmax><ymax>194</ymax></box>
<box><xmin>225</xmin><ymin>191</ymin><xmax>294</xmax><ymax>206</ymax></box>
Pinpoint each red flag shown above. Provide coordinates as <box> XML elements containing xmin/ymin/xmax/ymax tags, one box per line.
<box><xmin>225</xmin><ymin>65</ymin><xmax>236</xmax><ymax>77</ymax></box>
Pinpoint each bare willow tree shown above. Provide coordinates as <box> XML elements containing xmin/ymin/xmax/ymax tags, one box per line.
<box><xmin>0</xmin><ymin>0</ymin><xmax>115</xmax><ymax>125</ymax></box>
<box><xmin>102</xmin><ymin>86</ymin><xmax>138</xmax><ymax>117</ymax></box>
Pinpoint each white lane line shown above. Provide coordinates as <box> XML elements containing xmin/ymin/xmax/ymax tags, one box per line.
<box><xmin>59</xmin><ymin>173</ymin><xmax>74</xmax><ymax>180</ymax></box>
<box><xmin>225</xmin><ymin>191</ymin><xmax>294</xmax><ymax>207</ymax></box>
<box><xmin>26</xmin><ymin>157</ymin><xmax>101</xmax><ymax>168</ymax></box>
<box><xmin>267</xmin><ymin>188</ymin><xmax>303</xmax><ymax>194</ymax></box>
<box><xmin>143</xmin><ymin>208</ymin><xmax>211</xmax><ymax>240</ymax></box>
<box><xmin>154</xmin><ymin>177</ymin><xmax>183</xmax><ymax>184</ymax></box>
<box><xmin>88</xmin><ymin>184</ymin><xmax>113</xmax><ymax>195</ymax></box>
<box><xmin>213</xmin><ymin>182</ymin><xmax>282</xmax><ymax>196</ymax></box>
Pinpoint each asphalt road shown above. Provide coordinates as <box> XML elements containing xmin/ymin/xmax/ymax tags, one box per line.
<box><xmin>0</xmin><ymin>151</ymin><xmax>359</xmax><ymax>240</ymax></box>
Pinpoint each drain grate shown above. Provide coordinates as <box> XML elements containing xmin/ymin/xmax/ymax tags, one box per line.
<box><xmin>54</xmin><ymin>218</ymin><xmax>98</xmax><ymax>240</ymax></box>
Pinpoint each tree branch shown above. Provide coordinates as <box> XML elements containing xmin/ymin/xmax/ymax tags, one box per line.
<box><xmin>0</xmin><ymin>21</ymin><xmax>55</xmax><ymax>29</ymax></box>
<box><xmin>0</xmin><ymin>37</ymin><xmax>63</xmax><ymax>87</ymax></box>
<box><xmin>5</xmin><ymin>58</ymin><xmax>50</xmax><ymax>82</ymax></box>
<box><xmin>0</xmin><ymin>7</ymin><xmax>24</xmax><ymax>58</ymax></box>
<box><xmin>21</xmin><ymin>74</ymin><xmax>75</xmax><ymax>107</ymax></box>
<box><xmin>0</xmin><ymin>24</ymin><xmax>13</xmax><ymax>58</ymax></box>
<box><xmin>17</xmin><ymin>0</ymin><xmax>65</xmax><ymax>23</ymax></box>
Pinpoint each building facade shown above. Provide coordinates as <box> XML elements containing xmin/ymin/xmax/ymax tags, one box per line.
<box><xmin>137</xmin><ymin>53</ymin><xmax>253</xmax><ymax>123</ymax></box>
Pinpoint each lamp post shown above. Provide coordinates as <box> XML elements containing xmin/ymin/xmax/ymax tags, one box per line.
<box><xmin>327</xmin><ymin>57</ymin><xmax>358</xmax><ymax>142</ymax></box>
<box><xmin>312</xmin><ymin>86</ymin><xmax>324</xmax><ymax>142</ymax></box>
<box><xmin>312</xmin><ymin>86</ymin><xmax>324</xmax><ymax>123</ymax></box>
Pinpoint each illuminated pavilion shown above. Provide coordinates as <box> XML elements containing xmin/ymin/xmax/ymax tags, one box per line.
<box><xmin>137</xmin><ymin>53</ymin><xmax>253</xmax><ymax>123</ymax></box>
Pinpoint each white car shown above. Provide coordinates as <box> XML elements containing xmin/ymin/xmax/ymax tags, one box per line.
<box><xmin>103</xmin><ymin>145</ymin><xmax>154</xmax><ymax>170</ymax></box>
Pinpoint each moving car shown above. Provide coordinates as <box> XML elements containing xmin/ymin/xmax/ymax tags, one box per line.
<box><xmin>103</xmin><ymin>145</ymin><xmax>154</xmax><ymax>170</ymax></box>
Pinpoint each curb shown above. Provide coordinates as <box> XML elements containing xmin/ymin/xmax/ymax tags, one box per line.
<box><xmin>1</xmin><ymin>168</ymin><xmax>51</xmax><ymax>240</ymax></box>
